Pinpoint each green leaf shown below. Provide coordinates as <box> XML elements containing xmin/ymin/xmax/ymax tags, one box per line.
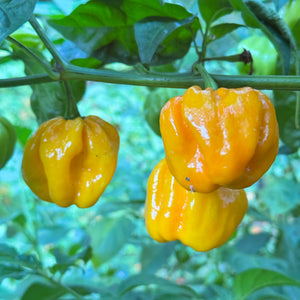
<box><xmin>140</xmin><ymin>242</ymin><xmax>175</xmax><ymax>274</ymax></box>
<box><xmin>118</xmin><ymin>274</ymin><xmax>199</xmax><ymax>297</ymax></box>
<box><xmin>121</xmin><ymin>0</ymin><xmax>194</xmax><ymax>22</ymax></box>
<box><xmin>292</xmin><ymin>20</ymin><xmax>300</xmax><ymax>48</ymax></box>
<box><xmin>233</xmin><ymin>268</ymin><xmax>300</xmax><ymax>300</ymax></box>
<box><xmin>88</xmin><ymin>216</ymin><xmax>135</xmax><ymax>267</ymax></box>
<box><xmin>273</xmin><ymin>90</ymin><xmax>300</xmax><ymax>152</ymax></box>
<box><xmin>0</xmin><ymin>0</ymin><xmax>37</xmax><ymax>44</ymax></box>
<box><xmin>12</xmin><ymin>213</ymin><xmax>27</xmax><ymax>227</ymax></box>
<box><xmin>198</xmin><ymin>0</ymin><xmax>233</xmax><ymax>24</ymax></box>
<box><xmin>144</xmin><ymin>88</ymin><xmax>184</xmax><ymax>136</ymax></box>
<box><xmin>11</xmin><ymin>47</ymin><xmax>85</xmax><ymax>123</ymax></box>
<box><xmin>21</xmin><ymin>282</ymin><xmax>65</xmax><ymax>300</ymax></box>
<box><xmin>14</xmin><ymin>125</ymin><xmax>32</xmax><ymax>147</ymax></box>
<box><xmin>208</xmin><ymin>23</ymin><xmax>243</xmax><ymax>43</ymax></box>
<box><xmin>134</xmin><ymin>16</ymin><xmax>197</xmax><ymax>65</ymax></box>
<box><xmin>48</xmin><ymin>0</ymin><xmax>196</xmax><ymax>65</ymax></box>
<box><xmin>230</xmin><ymin>0</ymin><xmax>295</xmax><ymax>74</ymax></box>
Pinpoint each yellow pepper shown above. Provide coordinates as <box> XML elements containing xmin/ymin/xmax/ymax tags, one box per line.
<box><xmin>160</xmin><ymin>86</ymin><xmax>279</xmax><ymax>193</ymax></box>
<box><xmin>145</xmin><ymin>159</ymin><xmax>248</xmax><ymax>252</ymax></box>
<box><xmin>22</xmin><ymin>115</ymin><xmax>119</xmax><ymax>208</ymax></box>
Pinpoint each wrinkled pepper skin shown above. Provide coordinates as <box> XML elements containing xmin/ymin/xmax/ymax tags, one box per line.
<box><xmin>145</xmin><ymin>159</ymin><xmax>248</xmax><ymax>252</ymax></box>
<box><xmin>0</xmin><ymin>116</ymin><xmax>16</xmax><ymax>169</ymax></box>
<box><xmin>22</xmin><ymin>116</ymin><xmax>119</xmax><ymax>208</ymax></box>
<box><xmin>160</xmin><ymin>86</ymin><xmax>279</xmax><ymax>193</ymax></box>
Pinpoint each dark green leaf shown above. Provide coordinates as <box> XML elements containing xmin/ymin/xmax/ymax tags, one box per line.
<box><xmin>198</xmin><ymin>0</ymin><xmax>233</xmax><ymax>24</ymax></box>
<box><xmin>230</xmin><ymin>0</ymin><xmax>295</xmax><ymax>74</ymax></box>
<box><xmin>21</xmin><ymin>282</ymin><xmax>66</xmax><ymax>300</ymax></box>
<box><xmin>88</xmin><ymin>216</ymin><xmax>135</xmax><ymax>267</ymax></box>
<box><xmin>208</xmin><ymin>23</ymin><xmax>243</xmax><ymax>43</ymax></box>
<box><xmin>0</xmin><ymin>265</ymin><xmax>30</xmax><ymax>282</ymax></box>
<box><xmin>274</xmin><ymin>90</ymin><xmax>300</xmax><ymax>152</ymax></box>
<box><xmin>292</xmin><ymin>20</ymin><xmax>300</xmax><ymax>48</ymax></box>
<box><xmin>48</xmin><ymin>0</ymin><xmax>196</xmax><ymax>65</ymax></box>
<box><xmin>0</xmin><ymin>0</ymin><xmax>37</xmax><ymax>44</ymax></box>
<box><xmin>118</xmin><ymin>273</ymin><xmax>199</xmax><ymax>297</ymax></box>
<box><xmin>140</xmin><ymin>242</ymin><xmax>175</xmax><ymax>273</ymax></box>
<box><xmin>233</xmin><ymin>268</ymin><xmax>300</xmax><ymax>300</ymax></box>
<box><xmin>12</xmin><ymin>48</ymin><xmax>85</xmax><ymax>123</ymax></box>
<box><xmin>0</xmin><ymin>244</ymin><xmax>41</xmax><ymax>270</ymax></box>
<box><xmin>0</xmin><ymin>243</ymin><xmax>18</xmax><ymax>259</ymax></box>
<box><xmin>134</xmin><ymin>16</ymin><xmax>197</xmax><ymax>65</ymax></box>
<box><xmin>121</xmin><ymin>0</ymin><xmax>194</xmax><ymax>22</ymax></box>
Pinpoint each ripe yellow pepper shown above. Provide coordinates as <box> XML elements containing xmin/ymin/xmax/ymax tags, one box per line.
<box><xmin>145</xmin><ymin>159</ymin><xmax>248</xmax><ymax>252</ymax></box>
<box><xmin>160</xmin><ymin>86</ymin><xmax>279</xmax><ymax>193</ymax></box>
<box><xmin>22</xmin><ymin>116</ymin><xmax>119</xmax><ymax>208</ymax></box>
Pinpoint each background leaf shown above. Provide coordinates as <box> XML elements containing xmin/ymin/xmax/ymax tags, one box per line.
<box><xmin>88</xmin><ymin>216</ymin><xmax>135</xmax><ymax>267</ymax></box>
<box><xmin>118</xmin><ymin>274</ymin><xmax>199</xmax><ymax>297</ymax></box>
<box><xmin>274</xmin><ymin>90</ymin><xmax>300</xmax><ymax>152</ymax></box>
<box><xmin>0</xmin><ymin>0</ymin><xmax>37</xmax><ymax>44</ymax></box>
<box><xmin>140</xmin><ymin>242</ymin><xmax>175</xmax><ymax>274</ymax></box>
<box><xmin>259</xmin><ymin>178</ymin><xmax>300</xmax><ymax>216</ymax></box>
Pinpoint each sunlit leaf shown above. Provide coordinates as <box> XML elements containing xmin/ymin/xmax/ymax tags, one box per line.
<box><xmin>233</xmin><ymin>268</ymin><xmax>300</xmax><ymax>300</ymax></box>
<box><xmin>273</xmin><ymin>90</ymin><xmax>300</xmax><ymax>152</ymax></box>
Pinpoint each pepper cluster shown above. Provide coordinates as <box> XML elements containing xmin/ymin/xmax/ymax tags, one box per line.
<box><xmin>145</xmin><ymin>85</ymin><xmax>279</xmax><ymax>251</ymax></box>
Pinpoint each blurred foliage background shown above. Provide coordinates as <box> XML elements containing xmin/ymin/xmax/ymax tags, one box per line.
<box><xmin>0</xmin><ymin>0</ymin><xmax>300</xmax><ymax>299</ymax></box>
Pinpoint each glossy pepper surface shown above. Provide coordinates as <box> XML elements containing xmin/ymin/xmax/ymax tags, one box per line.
<box><xmin>22</xmin><ymin>115</ymin><xmax>119</xmax><ymax>208</ymax></box>
<box><xmin>0</xmin><ymin>116</ymin><xmax>16</xmax><ymax>169</ymax></box>
<box><xmin>145</xmin><ymin>159</ymin><xmax>248</xmax><ymax>252</ymax></box>
<box><xmin>160</xmin><ymin>86</ymin><xmax>279</xmax><ymax>193</ymax></box>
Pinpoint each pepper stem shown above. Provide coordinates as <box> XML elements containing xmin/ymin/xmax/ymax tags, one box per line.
<box><xmin>63</xmin><ymin>81</ymin><xmax>81</xmax><ymax>119</ymax></box>
<box><xmin>193</xmin><ymin>63</ymin><xmax>218</xmax><ymax>89</ymax></box>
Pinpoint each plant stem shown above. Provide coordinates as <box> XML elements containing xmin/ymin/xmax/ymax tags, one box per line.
<box><xmin>63</xmin><ymin>81</ymin><xmax>81</xmax><ymax>119</ymax></box>
<box><xmin>193</xmin><ymin>63</ymin><xmax>218</xmax><ymax>89</ymax></box>
<box><xmin>6</xmin><ymin>36</ymin><xmax>60</xmax><ymax>80</ymax></box>
<box><xmin>29</xmin><ymin>16</ymin><xmax>67</xmax><ymax>69</ymax></box>
<box><xmin>1</xmin><ymin>68</ymin><xmax>300</xmax><ymax>90</ymax></box>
